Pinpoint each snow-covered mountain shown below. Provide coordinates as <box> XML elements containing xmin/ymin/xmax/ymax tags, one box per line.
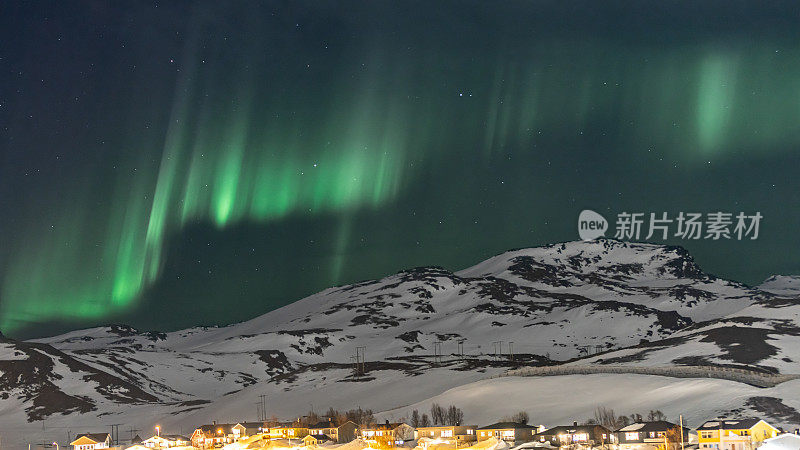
<box><xmin>2</xmin><ymin>240</ymin><xmax>799</xmax><ymax>446</ymax></box>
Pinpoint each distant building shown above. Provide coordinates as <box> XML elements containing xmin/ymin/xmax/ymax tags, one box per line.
<box><xmin>142</xmin><ymin>434</ymin><xmax>190</xmax><ymax>448</ymax></box>
<box><xmin>360</xmin><ymin>422</ymin><xmax>415</xmax><ymax>448</ymax></box>
<box><xmin>615</xmin><ymin>421</ymin><xmax>690</xmax><ymax>450</ymax></box>
<box><xmin>191</xmin><ymin>423</ymin><xmax>236</xmax><ymax>448</ymax></box>
<box><xmin>264</xmin><ymin>422</ymin><xmax>310</xmax><ymax>440</ymax></box>
<box><xmin>308</xmin><ymin>420</ymin><xmax>359</xmax><ymax>443</ymax></box>
<box><xmin>477</xmin><ymin>422</ymin><xmax>538</xmax><ymax>444</ymax></box>
<box><xmin>303</xmin><ymin>434</ymin><xmax>333</xmax><ymax>446</ymax></box>
<box><xmin>696</xmin><ymin>418</ymin><xmax>780</xmax><ymax>450</ymax></box>
<box><xmin>416</xmin><ymin>425</ymin><xmax>477</xmax><ymax>447</ymax></box>
<box><xmin>70</xmin><ymin>433</ymin><xmax>111</xmax><ymax>450</ymax></box>
<box><xmin>535</xmin><ymin>423</ymin><xmax>611</xmax><ymax>447</ymax></box>
<box><xmin>232</xmin><ymin>422</ymin><xmax>264</xmax><ymax>440</ymax></box>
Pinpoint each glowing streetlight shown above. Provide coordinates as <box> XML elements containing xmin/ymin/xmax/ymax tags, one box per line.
<box><xmin>53</xmin><ymin>443</ymin><xmax>59</xmax><ymax>450</ymax></box>
<box><xmin>156</xmin><ymin>425</ymin><xmax>161</xmax><ymax>437</ymax></box>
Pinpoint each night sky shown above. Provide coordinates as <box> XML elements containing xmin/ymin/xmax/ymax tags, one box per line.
<box><xmin>2</xmin><ymin>1</ymin><xmax>800</xmax><ymax>339</ymax></box>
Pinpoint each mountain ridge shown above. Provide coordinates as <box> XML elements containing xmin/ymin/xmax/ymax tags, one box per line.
<box><xmin>1</xmin><ymin>239</ymin><xmax>799</xmax><ymax>445</ymax></box>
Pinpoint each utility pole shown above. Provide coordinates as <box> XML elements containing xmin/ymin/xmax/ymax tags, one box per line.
<box><xmin>356</xmin><ymin>346</ymin><xmax>366</xmax><ymax>374</ymax></box>
<box><xmin>107</xmin><ymin>424</ymin><xmax>122</xmax><ymax>445</ymax></box>
<box><xmin>259</xmin><ymin>394</ymin><xmax>267</xmax><ymax>421</ymax></box>
<box><xmin>679</xmin><ymin>415</ymin><xmax>685</xmax><ymax>450</ymax></box>
<box><xmin>433</xmin><ymin>341</ymin><xmax>442</xmax><ymax>365</ymax></box>
<box><xmin>508</xmin><ymin>341</ymin><xmax>515</xmax><ymax>362</ymax></box>
<box><xmin>362</xmin><ymin>347</ymin><xmax>367</xmax><ymax>374</ymax></box>
<box><xmin>492</xmin><ymin>341</ymin><xmax>503</xmax><ymax>360</ymax></box>
<box><xmin>457</xmin><ymin>340</ymin><xmax>465</xmax><ymax>360</ymax></box>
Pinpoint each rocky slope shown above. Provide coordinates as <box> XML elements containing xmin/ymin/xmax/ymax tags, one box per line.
<box><xmin>1</xmin><ymin>239</ymin><xmax>799</xmax><ymax>444</ymax></box>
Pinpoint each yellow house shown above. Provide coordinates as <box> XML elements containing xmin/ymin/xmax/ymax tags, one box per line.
<box><xmin>697</xmin><ymin>418</ymin><xmax>780</xmax><ymax>450</ymax></box>
<box><xmin>360</xmin><ymin>422</ymin><xmax>415</xmax><ymax>448</ymax></box>
<box><xmin>477</xmin><ymin>422</ymin><xmax>538</xmax><ymax>444</ymax></box>
<box><xmin>265</xmin><ymin>423</ymin><xmax>309</xmax><ymax>440</ymax></box>
<box><xmin>416</xmin><ymin>425</ymin><xmax>478</xmax><ymax>447</ymax></box>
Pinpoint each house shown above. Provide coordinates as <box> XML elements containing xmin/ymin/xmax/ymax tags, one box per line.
<box><xmin>191</xmin><ymin>423</ymin><xmax>236</xmax><ymax>448</ymax></box>
<box><xmin>416</xmin><ymin>425</ymin><xmax>478</xmax><ymax>447</ymax></box>
<box><xmin>309</xmin><ymin>420</ymin><xmax>359</xmax><ymax>443</ymax></box>
<box><xmin>696</xmin><ymin>418</ymin><xmax>780</xmax><ymax>450</ymax></box>
<box><xmin>477</xmin><ymin>422</ymin><xmax>538</xmax><ymax>444</ymax></box>
<box><xmin>535</xmin><ymin>423</ymin><xmax>612</xmax><ymax>447</ymax></box>
<box><xmin>233</xmin><ymin>422</ymin><xmax>264</xmax><ymax>440</ymax></box>
<box><xmin>616</xmin><ymin>421</ymin><xmax>691</xmax><ymax>450</ymax></box>
<box><xmin>757</xmin><ymin>433</ymin><xmax>800</xmax><ymax>450</ymax></box>
<box><xmin>303</xmin><ymin>434</ymin><xmax>333</xmax><ymax>446</ymax></box>
<box><xmin>142</xmin><ymin>434</ymin><xmax>190</xmax><ymax>448</ymax></box>
<box><xmin>264</xmin><ymin>422</ymin><xmax>310</xmax><ymax>440</ymax></box>
<box><xmin>70</xmin><ymin>433</ymin><xmax>111</xmax><ymax>450</ymax></box>
<box><xmin>360</xmin><ymin>422</ymin><xmax>415</xmax><ymax>448</ymax></box>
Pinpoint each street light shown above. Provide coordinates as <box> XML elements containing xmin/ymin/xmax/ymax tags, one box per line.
<box><xmin>53</xmin><ymin>442</ymin><xmax>59</xmax><ymax>450</ymax></box>
<box><xmin>156</xmin><ymin>425</ymin><xmax>161</xmax><ymax>437</ymax></box>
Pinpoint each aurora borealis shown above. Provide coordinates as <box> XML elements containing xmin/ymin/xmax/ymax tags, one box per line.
<box><xmin>2</xmin><ymin>1</ymin><xmax>800</xmax><ymax>338</ymax></box>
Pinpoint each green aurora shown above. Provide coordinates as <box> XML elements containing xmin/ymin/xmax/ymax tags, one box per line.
<box><xmin>2</xmin><ymin>2</ymin><xmax>800</xmax><ymax>337</ymax></box>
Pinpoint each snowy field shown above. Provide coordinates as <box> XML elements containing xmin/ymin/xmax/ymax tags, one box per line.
<box><xmin>376</xmin><ymin>374</ymin><xmax>800</xmax><ymax>429</ymax></box>
<box><xmin>4</xmin><ymin>373</ymin><xmax>798</xmax><ymax>449</ymax></box>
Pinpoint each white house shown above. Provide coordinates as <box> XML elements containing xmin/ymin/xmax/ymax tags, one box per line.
<box><xmin>142</xmin><ymin>434</ymin><xmax>190</xmax><ymax>448</ymax></box>
<box><xmin>70</xmin><ymin>433</ymin><xmax>111</xmax><ymax>450</ymax></box>
<box><xmin>232</xmin><ymin>423</ymin><xmax>264</xmax><ymax>440</ymax></box>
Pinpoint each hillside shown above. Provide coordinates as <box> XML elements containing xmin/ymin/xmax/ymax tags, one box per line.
<box><xmin>1</xmin><ymin>239</ymin><xmax>798</xmax><ymax>446</ymax></box>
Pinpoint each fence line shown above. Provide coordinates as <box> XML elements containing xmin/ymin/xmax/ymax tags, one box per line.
<box><xmin>493</xmin><ymin>364</ymin><xmax>799</xmax><ymax>388</ymax></box>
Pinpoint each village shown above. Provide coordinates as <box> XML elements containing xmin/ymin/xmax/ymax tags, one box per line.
<box><xmin>64</xmin><ymin>404</ymin><xmax>799</xmax><ymax>450</ymax></box>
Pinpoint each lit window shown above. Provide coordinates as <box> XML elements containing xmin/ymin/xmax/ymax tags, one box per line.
<box><xmin>574</xmin><ymin>433</ymin><xmax>589</xmax><ymax>442</ymax></box>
